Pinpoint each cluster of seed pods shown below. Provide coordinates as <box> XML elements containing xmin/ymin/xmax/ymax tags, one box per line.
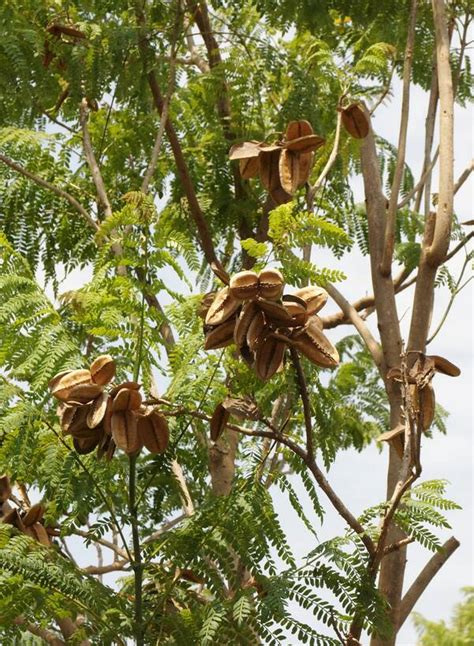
<box><xmin>49</xmin><ymin>356</ymin><xmax>169</xmax><ymax>457</ymax></box>
<box><xmin>201</xmin><ymin>268</ymin><xmax>339</xmax><ymax>380</ymax></box>
<box><xmin>0</xmin><ymin>475</ymin><xmax>54</xmax><ymax>546</ymax></box>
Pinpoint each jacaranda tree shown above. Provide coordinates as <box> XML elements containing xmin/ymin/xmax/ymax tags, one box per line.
<box><xmin>0</xmin><ymin>0</ymin><xmax>472</xmax><ymax>643</ymax></box>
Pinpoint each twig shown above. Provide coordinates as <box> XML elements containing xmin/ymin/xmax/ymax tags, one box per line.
<box><xmin>308</xmin><ymin>111</ymin><xmax>343</xmax><ymax>201</ymax></box>
<box><xmin>397</xmin><ymin>147</ymin><xmax>439</xmax><ymax>209</ymax></box>
<box><xmin>397</xmin><ymin>536</ymin><xmax>460</xmax><ymax>630</ymax></box>
<box><xmin>72</xmin><ymin>528</ymin><xmax>128</xmax><ymax>560</ymax></box>
<box><xmin>289</xmin><ymin>347</ymin><xmax>314</xmax><ymax>459</ymax></box>
<box><xmin>83</xmin><ymin>560</ymin><xmax>129</xmax><ymax>575</ymax></box>
<box><xmin>0</xmin><ymin>153</ymin><xmax>98</xmax><ymax>232</ymax></box>
<box><xmin>383</xmin><ymin>536</ymin><xmax>414</xmax><ymax>555</ymax></box>
<box><xmin>171</xmin><ymin>459</ymin><xmax>195</xmax><ymax>516</ymax></box>
<box><xmin>380</xmin><ymin>0</ymin><xmax>417</xmax><ymax>276</ymax></box>
<box><xmin>454</xmin><ymin>158</ymin><xmax>473</xmax><ymax>194</ymax></box>
<box><xmin>13</xmin><ymin>617</ymin><xmax>65</xmax><ymax>645</ymax></box>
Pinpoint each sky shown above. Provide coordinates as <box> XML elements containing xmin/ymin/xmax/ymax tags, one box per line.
<box><xmin>44</xmin><ymin>67</ymin><xmax>473</xmax><ymax>646</ymax></box>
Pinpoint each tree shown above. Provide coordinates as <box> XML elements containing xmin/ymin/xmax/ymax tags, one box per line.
<box><xmin>0</xmin><ymin>0</ymin><xmax>472</xmax><ymax>644</ymax></box>
<box><xmin>413</xmin><ymin>587</ymin><xmax>474</xmax><ymax>645</ymax></box>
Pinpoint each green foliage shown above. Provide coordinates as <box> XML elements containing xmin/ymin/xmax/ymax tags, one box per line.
<box><xmin>413</xmin><ymin>587</ymin><xmax>474</xmax><ymax>646</ymax></box>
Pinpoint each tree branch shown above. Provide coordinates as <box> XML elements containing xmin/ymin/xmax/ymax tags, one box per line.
<box><xmin>454</xmin><ymin>158</ymin><xmax>473</xmax><ymax>194</ymax></box>
<box><xmin>0</xmin><ymin>153</ymin><xmax>98</xmax><ymax>232</ymax></box>
<box><xmin>83</xmin><ymin>560</ymin><xmax>129</xmax><ymax>575</ymax></box>
<box><xmin>13</xmin><ymin>617</ymin><xmax>65</xmax><ymax>645</ymax></box>
<box><xmin>397</xmin><ymin>536</ymin><xmax>460</xmax><ymax>630</ymax></box>
<box><xmin>397</xmin><ymin>147</ymin><xmax>439</xmax><ymax>209</ymax></box>
<box><xmin>380</xmin><ymin>0</ymin><xmax>417</xmax><ymax>276</ymax></box>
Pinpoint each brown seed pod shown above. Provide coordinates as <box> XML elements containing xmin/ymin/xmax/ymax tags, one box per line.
<box><xmin>257</xmin><ymin>299</ymin><xmax>293</xmax><ymax>326</ymax></box>
<box><xmin>137</xmin><ymin>410</ymin><xmax>169</xmax><ymax>454</ymax></box>
<box><xmin>270</xmin><ymin>184</ymin><xmax>292</xmax><ymax>206</ymax></box>
<box><xmin>90</xmin><ymin>355</ymin><xmax>116</xmax><ymax>385</ymax></box>
<box><xmin>48</xmin><ymin>370</ymin><xmax>72</xmax><ymax>392</ymax></box>
<box><xmin>234</xmin><ymin>302</ymin><xmax>259</xmax><ymax>347</ymax></box>
<box><xmin>67</xmin><ymin>383</ymin><xmax>104</xmax><ymax>405</ymax></box>
<box><xmin>229</xmin><ymin>271</ymin><xmax>259</xmax><ymax>301</ymax></box>
<box><xmin>420</xmin><ymin>383</ymin><xmax>436</xmax><ymax>431</ymax></box>
<box><xmin>111</xmin><ymin>411</ymin><xmax>141</xmax><ymax>454</ymax></box>
<box><xmin>3</xmin><ymin>507</ymin><xmax>26</xmax><ymax>531</ymax></box>
<box><xmin>255</xmin><ymin>337</ymin><xmax>286</xmax><ymax>381</ymax></box>
<box><xmin>222</xmin><ymin>396</ymin><xmax>260</xmax><ymax>421</ymax></box>
<box><xmin>240</xmin><ymin>157</ymin><xmax>260</xmax><ymax>179</ymax></box>
<box><xmin>259</xmin><ymin>149</ymin><xmax>283</xmax><ymax>193</ymax></box>
<box><xmin>59</xmin><ymin>404</ymin><xmax>77</xmax><ymax>433</ymax></box>
<box><xmin>198</xmin><ymin>292</ymin><xmax>217</xmax><ymax>320</ymax></box>
<box><xmin>87</xmin><ymin>392</ymin><xmax>109</xmax><ymax>429</ymax></box>
<box><xmin>297</xmin><ymin>152</ymin><xmax>314</xmax><ymax>187</ymax></box>
<box><xmin>431</xmin><ymin>355</ymin><xmax>461</xmax><ymax>377</ymax></box>
<box><xmin>210</xmin><ymin>403</ymin><xmax>230</xmax><ymax>442</ymax></box>
<box><xmin>258</xmin><ymin>268</ymin><xmax>284</xmax><ymax>301</ymax></box>
<box><xmin>279</xmin><ymin>149</ymin><xmax>300</xmax><ymax>194</ymax></box>
<box><xmin>109</xmin><ymin>381</ymin><xmax>141</xmax><ymax>398</ymax></box>
<box><xmin>32</xmin><ymin>522</ymin><xmax>51</xmax><ymax>546</ymax></box>
<box><xmin>293</xmin><ymin>286</ymin><xmax>329</xmax><ymax>314</ymax></box>
<box><xmin>228</xmin><ymin>140</ymin><xmax>261</xmax><ymax>160</ymax></box>
<box><xmin>282</xmin><ymin>295</ymin><xmax>308</xmax><ymax>327</ymax></box>
<box><xmin>66</xmin><ymin>406</ymin><xmax>93</xmax><ymax>437</ymax></box>
<box><xmin>205</xmin><ymin>287</ymin><xmax>241</xmax><ymax>326</ymax></box>
<box><xmin>0</xmin><ymin>475</ymin><xmax>11</xmax><ymax>503</ymax></box>
<box><xmin>112</xmin><ymin>388</ymin><xmax>142</xmax><ymax>412</ymax></box>
<box><xmin>282</xmin><ymin>134</ymin><xmax>325</xmax><ymax>153</ymax></box>
<box><xmin>97</xmin><ymin>432</ymin><xmax>113</xmax><ymax>460</ymax></box>
<box><xmin>284</xmin><ymin>120</ymin><xmax>314</xmax><ymax>141</ymax></box>
<box><xmin>341</xmin><ymin>104</ymin><xmax>369</xmax><ymax>139</ymax></box>
<box><xmin>292</xmin><ymin>319</ymin><xmax>339</xmax><ymax>368</ymax></box>
<box><xmin>246</xmin><ymin>310</ymin><xmax>266</xmax><ymax>352</ymax></box>
<box><xmin>50</xmin><ymin>369</ymin><xmax>92</xmax><ymax>401</ymax></box>
<box><xmin>73</xmin><ymin>435</ymin><xmax>101</xmax><ymax>455</ymax></box>
<box><xmin>22</xmin><ymin>503</ymin><xmax>44</xmax><ymax>527</ymax></box>
<box><xmin>204</xmin><ymin>318</ymin><xmax>236</xmax><ymax>350</ymax></box>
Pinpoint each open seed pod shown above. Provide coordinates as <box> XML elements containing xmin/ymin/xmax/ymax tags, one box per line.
<box><xmin>259</xmin><ymin>149</ymin><xmax>291</xmax><ymax>205</ymax></box>
<box><xmin>73</xmin><ymin>435</ymin><xmax>102</xmax><ymax>455</ymax></box>
<box><xmin>292</xmin><ymin>318</ymin><xmax>339</xmax><ymax>368</ymax></box>
<box><xmin>205</xmin><ymin>287</ymin><xmax>241</xmax><ymax>326</ymax></box>
<box><xmin>234</xmin><ymin>302</ymin><xmax>259</xmax><ymax>347</ymax></box>
<box><xmin>282</xmin><ymin>295</ymin><xmax>308</xmax><ymax>327</ymax></box>
<box><xmin>112</xmin><ymin>387</ymin><xmax>142</xmax><ymax>412</ymax></box>
<box><xmin>198</xmin><ymin>292</ymin><xmax>217</xmax><ymax>320</ymax></box>
<box><xmin>246</xmin><ymin>310</ymin><xmax>266</xmax><ymax>352</ymax></box>
<box><xmin>240</xmin><ymin>156</ymin><xmax>260</xmax><ymax>179</ymax></box>
<box><xmin>258</xmin><ymin>268</ymin><xmax>284</xmax><ymax>300</ymax></box>
<box><xmin>293</xmin><ymin>286</ymin><xmax>328</xmax><ymax>314</ymax></box>
<box><xmin>50</xmin><ymin>369</ymin><xmax>92</xmax><ymax>401</ymax></box>
<box><xmin>87</xmin><ymin>392</ymin><xmax>109</xmax><ymax>429</ymax></box>
<box><xmin>109</xmin><ymin>381</ymin><xmax>141</xmax><ymax>398</ymax></box>
<box><xmin>22</xmin><ymin>503</ymin><xmax>44</xmax><ymax>527</ymax></box>
<box><xmin>255</xmin><ymin>336</ymin><xmax>286</xmax><ymax>381</ymax></box>
<box><xmin>228</xmin><ymin>140</ymin><xmax>262</xmax><ymax>161</ymax></box>
<box><xmin>67</xmin><ymin>383</ymin><xmax>103</xmax><ymax>405</ymax></box>
<box><xmin>279</xmin><ymin>149</ymin><xmax>300</xmax><ymax>194</ymax></box>
<box><xmin>90</xmin><ymin>355</ymin><xmax>116</xmax><ymax>385</ymax></box>
<box><xmin>229</xmin><ymin>270</ymin><xmax>259</xmax><ymax>300</ymax></box>
<box><xmin>341</xmin><ymin>103</ymin><xmax>369</xmax><ymax>139</ymax></box>
<box><xmin>137</xmin><ymin>409</ymin><xmax>169</xmax><ymax>453</ymax></box>
<box><xmin>0</xmin><ymin>475</ymin><xmax>11</xmax><ymax>503</ymax></box>
<box><xmin>431</xmin><ymin>355</ymin><xmax>461</xmax><ymax>377</ymax></box>
<box><xmin>204</xmin><ymin>317</ymin><xmax>236</xmax><ymax>350</ymax></box>
<box><xmin>257</xmin><ymin>299</ymin><xmax>294</xmax><ymax>327</ymax></box>
<box><xmin>210</xmin><ymin>403</ymin><xmax>230</xmax><ymax>442</ymax></box>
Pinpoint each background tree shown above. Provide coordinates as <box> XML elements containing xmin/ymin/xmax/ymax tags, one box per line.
<box><xmin>413</xmin><ymin>587</ymin><xmax>474</xmax><ymax>645</ymax></box>
<box><xmin>0</xmin><ymin>0</ymin><xmax>472</xmax><ymax>644</ymax></box>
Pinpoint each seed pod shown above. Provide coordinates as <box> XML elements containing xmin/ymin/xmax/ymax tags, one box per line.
<box><xmin>293</xmin><ymin>286</ymin><xmax>328</xmax><ymax>314</ymax></box>
<box><xmin>240</xmin><ymin>156</ymin><xmax>260</xmax><ymax>179</ymax></box>
<box><xmin>67</xmin><ymin>405</ymin><xmax>93</xmax><ymax>437</ymax></box>
<box><xmin>51</xmin><ymin>369</ymin><xmax>92</xmax><ymax>401</ymax></box>
<box><xmin>259</xmin><ymin>149</ymin><xmax>282</xmax><ymax>193</ymax></box>
<box><xmin>282</xmin><ymin>134</ymin><xmax>325</xmax><ymax>153</ymax></box>
<box><xmin>312</xmin><ymin>315</ymin><xmax>324</xmax><ymax>331</ymax></box>
<box><xmin>67</xmin><ymin>383</ymin><xmax>103</xmax><ymax>405</ymax></box>
<box><xmin>48</xmin><ymin>370</ymin><xmax>72</xmax><ymax>392</ymax></box>
<box><xmin>284</xmin><ymin>120</ymin><xmax>313</xmax><ymax>141</ymax></box>
<box><xmin>111</xmin><ymin>411</ymin><xmax>141</xmax><ymax>454</ymax></box>
<box><xmin>270</xmin><ymin>184</ymin><xmax>292</xmax><ymax>206</ymax></box>
<box><xmin>297</xmin><ymin>152</ymin><xmax>314</xmax><ymax>187</ymax></box>
<box><xmin>32</xmin><ymin>522</ymin><xmax>51</xmax><ymax>546</ymax></box>
<box><xmin>222</xmin><ymin>397</ymin><xmax>260</xmax><ymax>421</ymax></box>
<box><xmin>229</xmin><ymin>271</ymin><xmax>259</xmax><ymax>301</ymax></box>
<box><xmin>198</xmin><ymin>292</ymin><xmax>217</xmax><ymax>320</ymax></box>
<box><xmin>257</xmin><ymin>299</ymin><xmax>293</xmax><ymax>326</ymax></box>
<box><xmin>112</xmin><ymin>388</ymin><xmax>142</xmax><ymax>412</ymax></box>
<box><xmin>234</xmin><ymin>302</ymin><xmax>259</xmax><ymax>347</ymax></box>
<box><xmin>431</xmin><ymin>355</ymin><xmax>461</xmax><ymax>377</ymax></box>
<box><xmin>103</xmin><ymin>396</ymin><xmax>113</xmax><ymax>435</ymax></box>
<box><xmin>282</xmin><ymin>295</ymin><xmax>308</xmax><ymax>327</ymax></box>
<box><xmin>420</xmin><ymin>383</ymin><xmax>435</xmax><ymax>431</ymax></box>
<box><xmin>0</xmin><ymin>475</ymin><xmax>11</xmax><ymax>503</ymax></box>
<box><xmin>255</xmin><ymin>337</ymin><xmax>286</xmax><ymax>381</ymax></box>
<box><xmin>239</xmin><ymin>343</ymin><xmax>255</xmax><ymax>367</ymax></box>
<box><xmin>137</xmin><ymin>410</ymin><xmax>169</xmax><ymax>453</ymax></box>
<box><xmin>204</xmin><ymin>318</ymin><xmax>236</xmax><ymax>350</ymax></box>
<box><xmin>90</xmin><ymin>355</ymin><xmax>116</xmax><ymax>385</ymax></box>
<box><xmin>22</xmin><ymin>503</ymin><xmax>44</xmax><ymax>527</ymax></box>
<box><xmin>59</xmin><ymin>404</ymin><xmax>77</xmax><ymax>433</ymax></box>
<box><xmin>258</xmin><ymin>268</ymin><xmax>284</xmax><ymax>301</ymax></box>
<box><xmin>3</xmin><ymin>508</ymin><xmax>26</xmax><ymax>532</ymax></box>
<box><xmin>109</xmin><ymin>381</ymin><xmax>141</xmax><ymax>398</ymax></box>
<box><xmin>97</xmin><ymin>432</ymin><xmax>113</xmax><ymax>460</ymax></box>
<box><xmin>341</xmin><ymin>104</ymin><xmax>369</xmax><ymax>139</ymax></box>
<box><xmin>87</xmin><ymin>392</ymin><xmax>109</xmax><ymax>429</ymax></box>
<box><xmin>73</xmin><ymin>435</ymin><xmax>101</xmax><ymax>455</ymax></box>
<box><xmin>292</xmin><ymin>319</ymin><xmax>339</xmax><ymax>368</ymax></box>
<box><xmin>279</xmin><ymin>149</ymin><xmax>300</xmax><ymax>194</ymax></box>
<box><xmin>247</xmin><ymin>310</ymin><xmax>266</xmax><ymax>352</ymax></box>
<box><xmin>205</xmin><ymin>287</ymin><xmax>241</xmax><ymax>326</ymax></box>
<box><xmin>210</xmin><ymin>403</ymin><xmax>230</xmax><ymax>442</ymax></box>
<box><xmin>229</xmin><ymin>140</ymin><xmax>261</xmax><ymax>160</ymax></box>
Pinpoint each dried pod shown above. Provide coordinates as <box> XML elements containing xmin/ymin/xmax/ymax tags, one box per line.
<box><xmin>240</xmin><ymin>343</ymin><xmax>255</xmax><ymax>367</ymax></box>
<box><xmin>0</xmin><ymin>475</ymin><xmax>11</xmax><ymax>503</ymax></box>
<box><xmin>229</xmin><ymin>140</ymin><xmax>261</xmax><ymax>160</ymax></box>
<box><xmin>282</xmin><ymin>295</ymin><xmax>308</xmax><ymax>327</ymax></box>
<box><xmin>210</xmin><ymin>403</ymin><xmax>230</xmax><ymax>442</ymax></box>
<box><xmin>205</xmin><ymin>287</ymin><xmax>241</xmax><ymax>326</ymax></box>
<box><xmin>3</xmin><ymin>508</ymin><xmax>26</xmax><ymax>531</ymax></box>
<box><xmin>73</xmin><ymin>435</ymin><xmax>101</xmax><ymax>455</ymax></box>
<box><xmin>204</xmin><ymin>318</ymin><xmax>236</xmax><ymax>350</ymax></box>
<box><xmin>222</xmin><ymin>396</ymin><xmax>260</xmax><ymax>421</ymax></box>
<box><xmin>90</xmin><ymin>355</ymin><xmax>116</xmax><ymax>385</ymax></box>
<box><xmin>234</xmin><ymin>302</ymin><xmax>259</xmax><ymax>347</ymax></box>
<box><xmin>67</xmin><ymin>405</ymin><xmax>93</xmax><ymax>437</ymax></box>
<box><xmin>431</xmin><ymin>355</ymin><xmax>461</xmax><ymax>377</ymax></box>
<box><xmin>22</xmin><ymin>503</ymin><xmax>44</xmax><ymax>527</ymax></box>
<box><xmin>258</xmin><ymin>268</ymin><xmax>284</xmax><ymax>301</ymax></box>
<box><xmin>50</xmin><ymin>369</ymin><xmax>92</xmax><ymax>401</ymax></box>
<box><xmin>240</xmin><ymin>157</ymin><xmax>260</xmax><ymax>179</ymax></box>
<box><xmin>292</xmin><ymin>319</ymin><xmax>339</xmax><ymax>368</ymax></box>
<box><xmin>255</xmin><ymin>337</ymin><xmax>286</xmax><ymax>381</ymax></box>
<box><xmin>282</xmin><ymin>134</ymin><xmax>325</xmax><ymax>153</ymax></box>
<box><xmin>87</xmin><ymin>392</ymin><xmax>109</xmax><ymax>429</ymax></box>
<box><xmin>48</xmin><ymin>370</ymin><xmax>72</xmax><ymax>392</ymax></box>
<box><xmin>257</xmin><ymin>299</ymin><xmax>293</xmax><ymax>326</ymax></box>
<box><xmin>270</xmin><ymin>185</ymin><xmax>292</xmax><ymax>206</ymax></box>
<box><xmin>259</xmin><ymin>149</ymin><xmax>283</xmax><ymax>193</ymax></box>
<box><xmin>111</xmin><ymin>411</ymin><xmax>141</xmax><ymax>454</ymax></box>
<box><xmin>279</xmin><ymin>149</ymin><xmax>300</xmax><ymax>194</ymax></box>
<box><xmin>420</xmin><ymin>383</ymin><xmax>436</xmax><ymax>431</ymax></box>
<box><xmin>341</xmin><ymin>104</ymin><xmax>369</xmax><ymax>139</ymax></box>
<box><xmin>284</xmin><ymin>120</ymin><xmax>313</xmax><ymax>141</ymax></box>
<box><xmin>112</xmin><ymin>388</ymin><xmax>142</xmax><ymax>412</ymax></box>
<box><xmin>59</xmin><ymin>405</ymin><xmax>77</xmax><ymax>433</ymax></box>
<box><xmin>293</xmin><ymin>286</ymin><xmax>328</xmax><ymax>314</ymax></box>
<box><xmin>97</xmin><ymin>432</ymin><xmax>113</xmax><ymax>460</ymax></box>
<box><xmin>67</xmin><ymin>383</ymin><xmax>103</xmax><ymax>405</ymax></box>
<box><xmin>247</xmin><ymin>310</ymin><xmax>266</xmax><ymax>352</ymax></box>
<box><xmin>386</xmin><ymin>367</ymin><xmax>402</xmax><ymax>381</ymax></box>
<box><xmin>229</xmin><ymin>271</ymin><xmax>259</xmax><ymax>301</ymax></box>
<box><xmin>198</xmin><ymin>292</ymin><xmax>217</xmax><ymax>320</ymax></box>
<box><xmin>137</xmin><ymin>410</ymin><xmax>169</xmax><ymax>454</ymax></box>
<box><xmin>297</xmin><ymin>152</ymin><xmax>314</xmax><ymax>187</ymax></box>
<box><xmin>32</xmin><ymin>522</ymin><xmax>51</xmax><ymax>546</ymax></box>
<box><xmin>109</xmin><ymin>381</ymin><xmax>141</xmax><ymax>398</ymax></box>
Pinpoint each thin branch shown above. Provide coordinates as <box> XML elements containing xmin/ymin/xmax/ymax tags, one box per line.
<box><xmin>72</xmin><ymin>528</ymin><xmax>128</xmax><ymax>559</ymax></box>
<box><xmin>83</xmin><ymin>560</ymin><xmax>129</xmax><ymax>575</ymax></box>
<box><xmin>171</xmin><ymin>459</ymin><xmax>195</xmax><ymax>516</ymax></box>
<box><xmin>383</xmin><ymin>536</ymin><xmax>414</xmax><ymax>555</ymax></box>
<box><xmin>454</xmin><ymin>158</ymin><xmax>473</xmax><ymax>194</ymax></box>
<box><xmin>397</xmin><ymin>147</ymin><xmax>439</xmax><ymax>209</ymax></box>
<box><xmin>289</xmin><ymin>347</ymin><xmax>314</xmax><ymax>459</ymax></box>
<box><xmin>397</xmin><ymin>536</ymin><xmax>460</xmax><ymax>630</ymax></box>
<box><xmin>380</xmin><ymin>0</ymin><xmax>417</xmax><ymax>276</ymax></box>
<box><xmin>0</xmin><ymin>153</ymin><xmax>98</xmax><ymax>231</ymax></box>
<box><xmin>308</xmin><ymin>111</ymin><xmax>343</xmax><ymax>201</ymax></box>
<box><xmin>13</xmin><ymin>617</ymin><xmax>65</xmax><ymax>645</ymax></box>
<box><xmin>144</xmin><ymin>514</ymin><xmax>187</xmax><ymax>544</ymax></box>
